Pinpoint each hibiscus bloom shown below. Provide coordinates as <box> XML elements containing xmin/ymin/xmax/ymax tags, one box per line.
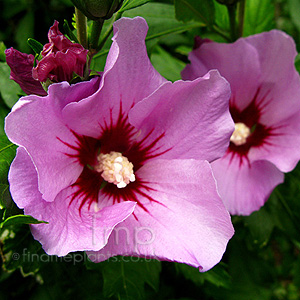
<box><xmin>182</xmin><ymin>30</ymin><xmax>300</xmax><ymax>215</ymax></box>
<box><xmin>6</xmin><ymin>17</ymin><xmax>234</xmax><ymax>271</ymax></box>
<box><xmin>32</xmin><ymin>20</ymin><xmax>88</xmax><ymax>83</ymax></box>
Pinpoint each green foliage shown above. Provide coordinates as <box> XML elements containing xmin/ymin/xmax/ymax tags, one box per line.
<box><xmin>174</xmin><ymin>0</ymin><xmax>214</xmax><ymax>26</ymax></box>
<box><xmin>0</xmin><ymin>62</ymin><xmax>23</xmax><ymax>108</ymax></box>
<box><xmin>98</xmin><ymin>258</ymin><xmax>161</xmax><ymax>299</ymax></box>
<box><xmin>243</xmin><ymin>0</ymin><xmax>275</xmax><ymax>36</ymax></box>
<box><xmin>150</xmin><ymin>45</ymin><xmax>186</xmax><ymax>81</ymax></box>
<box><xmin>124</xmin><ymin>3</ymin><xmax>203</xmax><ymax>42</ymax></box>
<box><xmin>27</xmin><ymin>38</ymin><xmax>44</xmax><ymax>55</ymax></box>
<box><xmin>119</xmin><ymin>0</ymin><xmax>151</xmax><ymax>13</ymax></box>
<box><xmin>1</xmin><ymin>1</ymin><xmax>300</xmax><ymax>300</ymax></box>
<box><xmin>0</xmin><ymin>135</ymin><xmax>16</xmax><ymax>209</ymax></box>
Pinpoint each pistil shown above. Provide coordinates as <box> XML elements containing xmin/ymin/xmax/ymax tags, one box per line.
<box><xmin>230</xmin><ymin>122</ymin><xmax>251</xmax><ymax>146</ymax></box>
<box><xmin>95</xmin><ymin>151</ymin><xmax>135</xmax><ymax>188</ymax></box>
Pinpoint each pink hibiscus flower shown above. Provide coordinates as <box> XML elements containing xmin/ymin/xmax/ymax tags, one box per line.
<box><xmin>5</xmin><ymin>17</ymin><xmax>234</xmax><ymax>271</ymax></box>
<box><xmin>182</xmin><ymin>30</ymin><xmax>300</xmax><ymax>215</ymax></box>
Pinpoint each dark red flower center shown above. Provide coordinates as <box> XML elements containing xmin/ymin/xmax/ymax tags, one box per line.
<box><xmin>227</xmin><ymin>87</ymin><xmax>274</xmax><ymax>165</ymax></box>
<box><xmin>59</xmin><ymin>104</ymin><xmax>169</xmax><ymax>214</ymax></box>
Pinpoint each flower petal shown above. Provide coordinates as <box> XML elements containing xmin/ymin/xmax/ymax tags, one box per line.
<box><xmin>87</xmin><ymin>159</ymin><xmax>234</xmax><ymax>272</ymax></box>
<box><xmin>62</xmin><ymin>17</ymin><xmax>166</xmax><ymax>138</ymax></box>
<box><xmin>5</xmin><ymin>47</ymin><xmax>47</xmax><ymax>96</ymax></box>
<box><xmin>182</xmin><ymin>38</ymin><xmax>261</xmax><ymax>111</ymax></box>
<box><xmin>249</xmin><ymin>112</ymin><xmax>300</xmax><ymax>172</ymax></box>
<box><xmin>248</xmin><ymin>30</ymin><xmax>300</xmax><ymax>125</ymax></box>
<box><xmin>129</xmin><ymin>70</ymin><xmax>234</xmax><ymax>162</ymax></box>
<box><xmin>211</xmin><ymin>155</ymin><xmax>284</xmax><ymax>215</ymax></box>
<box><xmin>9</xmin><ymin>147</ymin><xmax>136</xmax><ymax>255</ymax></box>
<box><xmin>5</xmin><ymin>78</ymin><xmax>100</xmax><ymax>201</ymax></box>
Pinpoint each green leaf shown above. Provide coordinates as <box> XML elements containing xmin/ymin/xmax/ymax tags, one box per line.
<box><xmin>124</xmin><ymin>3</ymin><xmax>203</xmax><ymax>41</ymax></box>
<box><xmin>1</xmin><ymin>223</ymin><xmax>43</xmax><ymax>274</ymax></box>
<box><xmin>214</xmin><ymin>1</ymin><xmax>230</xmax><ymax>33</ymax></box>
<box><xmin>150</xmin><ymin>45</ymin><xmax>186</xmax><ymax>81</ymax></box>
<box><xmin>0</xmin><ymin>104</ymin><xmax>10</xmax><ymax>135</ymax></box>
<box><xmin>15</xmin><ymin>11</ymin><xmax>35</xmax><ymax>53</ymax></box>
<box><xmin>0</xmin><ymin>62</ymin><xmax>23</xmax><ymax>108</ymax></box>
<box><xmin>0</xmin><ymin>135</ymin><xmax>17</xmax><ymax>207</ymax></box>
<box><xmin>244</xmin><ymin>207</ymin><xmax>275</xmax><ymax>248</ymax></box>
<box><xmin>0</xmin><ymin>42</ymin><xmax>6</xmax><ymax>62</ymax></box>
<box><xmin>63</xmin><ymin>20</ymin><xmax>79</xmax><ymax>43</ymax></box>
<box><xmin>243</xmin><ymin>0</ymin><xmax>275</xmax><ymax>36</ymax></box>
<box><xmin>99</xmin><ymin>258</ymin><xmax>161</xmax><ymax>299</ymax></box>
<box><xmin>119</xmin><ymin>0</ymin><xmax>150</xmax><ymax>12</ymax></box>
<box><xmin>174</xmin><ymin>0</ymin><xmax>214</xmax><ymax>25</ymax></box>
<box><xmin>288</xmin><ymin>0</ymin><xmax>300</xmax><ymax>31</ymax></box>
<box><xmin>0</xmin><ymin>135</ymin><xmax>17</xmax><ymax>165</ymax></box>
<box><xmin>27</xmin><ymin>38</ymin><xmax>43</xmax><ymax>55</ymax></box>
<box><xmin>177</xmin><ymin>262</ymin><xmax>231</xmax><ymax>289</ymax></box>
<box><xmin>1</xmin><ymin>215</ymin><xmax>47</xmax><ymax>230</ymax></box>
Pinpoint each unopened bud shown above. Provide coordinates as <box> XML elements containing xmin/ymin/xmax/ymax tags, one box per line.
<box><xmin>71</xmin><ymin>0</ymin><xmax>123</xmax><ymax>20</ymax></box>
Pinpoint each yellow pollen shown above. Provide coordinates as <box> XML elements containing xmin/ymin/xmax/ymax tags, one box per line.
<box><xmin>230</xmin><ymin>122</ymin><xmax>251</xmax><ymax>146</ymax></box>
<box><xmin>95</xmin><ymin>151</ymin><xmax>135</xmax><ymax>188</ymax></box>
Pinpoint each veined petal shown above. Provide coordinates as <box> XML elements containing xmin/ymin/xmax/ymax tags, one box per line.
<box><xmin>62</xmin><ymin>17</ymin><xmax>166</xmax><ymax>138</ymax></box>
<box><xmin>248</xmin><ymin>30</ymin><xmax>300</xmax><ymax>125</ymax></box>
<box><xmin>129</xmin><ymin>70</ymin><xmax>234</xmax><ymax>162</ymax></box>
<box><xmin>9</xmin><ymin>147</ymin><xmax>136</xmax><ymax>255</ymax></box>
<box><xmin>5</xmin><ymin>78</ymin><xmax>100</xmax><ymax>202</ymax></box>
<box><xmin>249</xmin><ymin>112</ymin><xmax>300</xmax><ymax>172</ymax></box>
<box><xmin>211</xmin><ymin>155</ymin><xmax>284</xmax><ymax>215</ymax></box>
<box><xmin>87</xmin><ymin>159</ymin><xmax>234</xmax><ymax>272</ymax></box>
<box><xmin>182</xmin><ymin>38</ymin><xmax>261</xmax><ymax>112</ymax></box>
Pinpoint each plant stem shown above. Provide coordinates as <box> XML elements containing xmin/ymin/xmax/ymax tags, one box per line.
<box><xmin>227</xmin><ymin>4</ymin><xmax>237</xmax><ymax>41</ymax></box>
<box><xmin>90</xmin><ymin>19</ymin><xmax>105</xmax><ymax>52</ymax></box>
<box><xmin>75</xmin><ymin>7</ymin><xmax>88</xmax><ymax>49</ymax></box>
<box><xmin>238</xmin><ymin>0</ymin><xmax>246</xmax><ymax>38</ymax></box>
<box><xmin>97</xmin><ymin>11</ymin><xmax>123</xmax><ymax>51</ymax></box>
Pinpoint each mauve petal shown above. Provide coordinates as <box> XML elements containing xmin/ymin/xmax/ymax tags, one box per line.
<box><xmin>247</xmin><ymin>31</ymin><xmax>300</xmax><ymax>125</ymax></box>
<box><xmin>5</xmin><ymin>48</ymin><xmax>47</xmax><ymax>96</ymax></box>
<box><xmin>62</xmin><ymin>17</ymin><xmax>166</xmax><ymax>138</ymax></box>
<box><xmin>5</xmin><ymin>78</ymin><xmax>100</xmax><ymax>202</ymax></box>
<box><xmin>9</xmin><ymin>147</ymin><xmax>136</xmax><ymax>256</ymax></box>
<box><xmin>211</xmin><ymin>155</ymin><xmax>284</xmax><ymax>216</ymax></box>
<box><xmin>87</xmin><ymin>159</ymin><xmax>234</xmax><ymax>272</ymax></box>
<box><xmin>182</xmin><ymin>38</ymin><xmax>261</xmax><ymax>112</ymax></box>
<box><xmin>249</xmin><ymin>112</ymin><xmax>300</xmax><ymax>172</ymax></box>
<box><xmin>129</xmin><ymin>70</ymin><xmax>234</xmax><ymax>162</ymax></box>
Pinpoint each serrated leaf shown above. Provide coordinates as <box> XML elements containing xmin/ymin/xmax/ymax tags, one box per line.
<box><xmin>0</xmin><ymin>62</ymin><xmax>23</xmax><ymax>108</ymax></box>
<box><xmin>174</xmin><ymin>0</ymin><xmax>214</xmax><ymax>25</ymax></box>
<box><xmin>243</xmin><ymin>0</ymin><xmax>275</xmax><ymax>36</ymax></box>
<box><xmin>27</xmin><ymin>38</ymin><xmax>43</xmax><ymax>55</ymax></box>
<box><xmin>119</xmin><ymin>0</ymin><xmax>150</xmax><ymax>12</ymax></box>
<box><xmin>100</xmin><ymin>258</ymin><xmax>161</xmax><ymax>299</ymax></box>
